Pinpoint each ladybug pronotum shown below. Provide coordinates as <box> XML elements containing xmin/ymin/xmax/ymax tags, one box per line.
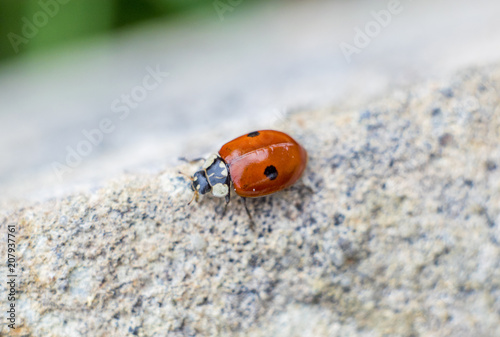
<box><xmin>187</xmin><ymin>130</ymin><xmax>307</xmax><ymax>209</ymax></box>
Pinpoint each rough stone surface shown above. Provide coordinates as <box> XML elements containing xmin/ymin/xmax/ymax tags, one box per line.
<box><xmin>2</xmin><ymin>65</ymin><xmax>500</xmax><ymax>336</ymax></box>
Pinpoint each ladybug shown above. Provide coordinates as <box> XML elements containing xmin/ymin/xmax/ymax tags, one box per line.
<box><xmin>186</xmin><ymin>130</ymin><xmax>307</xmax><ymax>209</ymax></box>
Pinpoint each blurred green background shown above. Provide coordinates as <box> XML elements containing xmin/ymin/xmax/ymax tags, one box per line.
<box><xmin>0</xmin><ymin>0</ymin><xmax>234</xmax><ymax>63</ymax></box>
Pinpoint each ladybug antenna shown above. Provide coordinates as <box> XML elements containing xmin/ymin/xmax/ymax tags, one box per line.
<box><xmin>178</xmin><ymin>171</ymin><xmax>193</xmax><ymax>180</ymax></box>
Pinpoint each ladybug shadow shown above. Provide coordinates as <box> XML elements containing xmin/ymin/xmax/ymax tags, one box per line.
<box><xmin>222</xmin><ymin>182</ymin><xmax>315</xmax><ymax>230</ymax></box>
<box><xmin>179</xmin><ymin>171</ymin><xmax>315</xmax><ymax>231</ymax></box>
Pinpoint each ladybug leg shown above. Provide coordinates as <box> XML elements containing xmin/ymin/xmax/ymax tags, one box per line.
<box><xmin>242</xmin><ymin>197</ymin><xmax>256</xmax><ymax>231</ymax></box>
<box><xmin>221</xmin><ymin>187</ymin><xmax>230</xmax><ymax>218</ymax></box>
<box><xmin>221</xmin><ymin>194</ymin><xmax>230</xmax><ymax>217</ymax></box>
<box><xmin>188</xmin><ymin>190</ymin><xmax>199</xmax><ymax>205</ymax></box>
<box><xmin>221</xmin><ymin>176</ymin><xmax>231</xmax><ymax>218</ymax></box>
<box><xmin>221</xmin><ymin>201</ymin><xmax>228</xmax><ymax>219</ymax></box>
<box><xmin>178</xmin><ymin>157</ymin><xmax>205</xmax><ymax>164</ymax></box>
<box><xmin>225</xmin><ymin>176</ymin><xmax>231</xmax><ymax>205</ymax></box>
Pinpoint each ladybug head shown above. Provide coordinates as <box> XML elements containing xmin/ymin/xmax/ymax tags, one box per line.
<box><xmin>191</xmin><ymin>170</ymin><xmax>211</xmax><ymax>195</ymax></box>
<box><xmin>186</xmin><ymin>154</ymin><xmax>231</xmax><ymax>204</ymax></box>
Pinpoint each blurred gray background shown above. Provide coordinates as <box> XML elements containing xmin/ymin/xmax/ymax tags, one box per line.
<box><xmin>1</xmin><ymin>0</ymin><xmax>500</xmax><ymax>205</ymax></box>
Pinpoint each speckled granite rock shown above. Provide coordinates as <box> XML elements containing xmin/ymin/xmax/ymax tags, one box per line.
<box><xmin>2</xmin><ymin>66</ymin><xmax>500</xmax><ymax>337</ymax></box>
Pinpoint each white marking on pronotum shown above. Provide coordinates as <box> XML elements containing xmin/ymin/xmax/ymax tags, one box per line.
<box><xmin>218</xmin><ymin>161</ymin><xmax>228</xmax><ymax>177</ymax></box>
<box><xmin>212</xmin><ymin>183</ymin><xmax>229</xmax><ymax>198</ymax></box>
<box><xmin>202</xmin><ymin>153</ymin><xmax>219</xmax><ymax>169</ymax></box>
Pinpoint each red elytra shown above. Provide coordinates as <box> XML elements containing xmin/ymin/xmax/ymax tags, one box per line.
<box><xmin>218</xmin><ymin>130</ymin><xmax>307</xmax><ymax>198</ymax></box>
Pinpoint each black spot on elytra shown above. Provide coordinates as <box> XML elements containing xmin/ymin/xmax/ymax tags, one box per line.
<box><xmin>247</xmin><ymin>131</ymin><xmax>260</xmax><ymax>137</ymax></box>
<box><xmin>264</xmin><ymin>165</ymin><xmax>278</xmax><ymax>180</ymax></box>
